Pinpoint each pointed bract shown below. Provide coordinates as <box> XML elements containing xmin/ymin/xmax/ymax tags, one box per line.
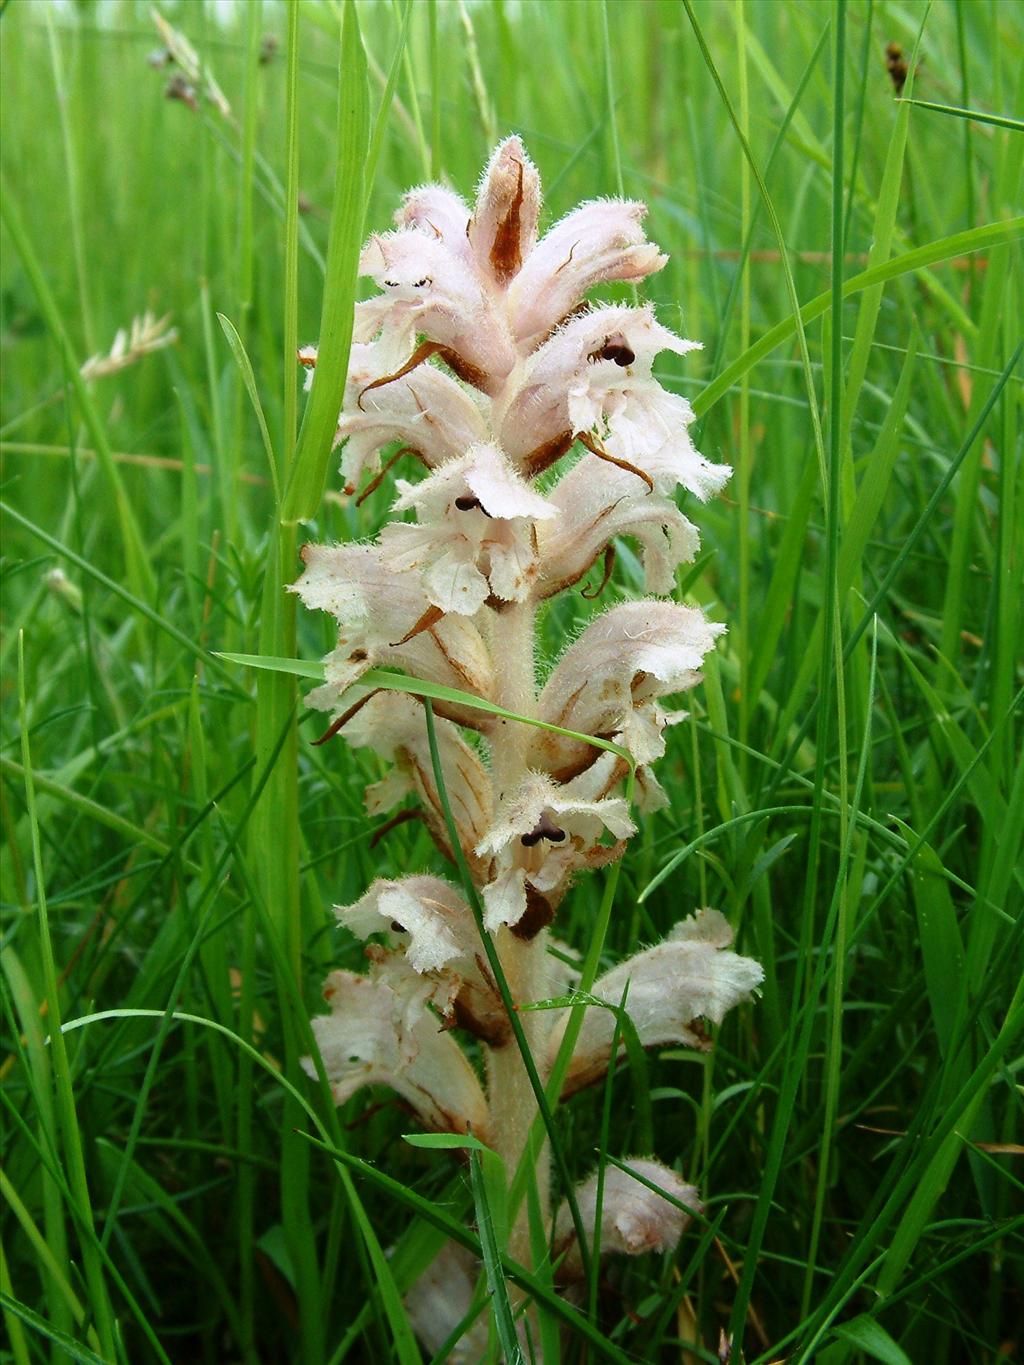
<box><xmin>469</xmin><ymin>135</ymin><xmax>541</xmax><ymax>284</ymax></box>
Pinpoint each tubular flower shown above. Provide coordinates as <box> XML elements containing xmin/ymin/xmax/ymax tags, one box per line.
<box><xmin>547</xmin><ymin>909</ymin><xmax>766</xmax><ymax>1096</ymax></box>
<box><xmin>553</xmin><ymin>1160</ymin><xmax>702</xmax><ymax>1280</ymax></box>
<box><xmin>332</xmin><ymin>340</ymin><xmax>489</xmax><ymax>494</ymax></box>
<box><xmin>302</xmin><ymin>957</ymin><xmax>490</xmax><ymax>1138</ymax></box>
<box><xmin>294</xmin><ymin>136</ymin><xmax>760</xmax><ymax>1352</ymax></box>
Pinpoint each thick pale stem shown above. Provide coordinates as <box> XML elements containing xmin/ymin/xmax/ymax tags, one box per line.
<box><xmin>483</xmin><ymin>601</ymin><xmax>550</xmax><ymax>1264</ymax></box>
<box><xmin>487</xmin><ymin>933</ymin><xmax>550</xmax><ymax>1263</ymax></box>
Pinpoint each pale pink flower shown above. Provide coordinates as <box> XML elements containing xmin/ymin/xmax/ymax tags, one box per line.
<box><xmin>381</xmin><ymin>443</ymin><xmax>557</xmax><ymax>614</ymax></box>
<box><xmin>293</xmin><ymin>139</ymin><xmax>758</xmax><ymax>1334</ymax></box>
<box><xmin>396</xmin><ymin>183</ymin><xmax>473</xmax><ymax>258</ymax></box>
<box><xmin>359</xmin><ymin>229</ymin><xmax>516</xmax><ymax>389</ymax></box>
<box><xmin>535</xmin><ymin>456</ymin><xmax>699</xmax><ymax>598</ymax></box>
<box><xmin>532</xmin><ymin>600</ymin><xmax>725</xmax><ymax>779</ymax></box>
<box><xmin>508</xmin><ymin>201</ymin><xmax>667</xmax><ymax>349</ymax></box>
<box><xmin>403</xmin><ymin>1243</ymin><xmax>489</xmax><ymax>1363</ymax></box>
<box><xmin>499</xmin><ymin>304</ymin><xmax>729</xmax><ymax>499</ymax></box>
<box><xmin>553</xmin><ymin>1159</ymin><xmax>701</xmax><ymax>1279</ymax></box>
<box><xmin>336</xmin><ymin>875</ymin><xmax>508</xmax><ymax>1045</ymax></box>
<box><xmin>291</xmin><ymin>543</ymin><xmax>494</xmax><ymax>718</ymax></box>
<box><xmin>475</xmin><ymin>770</ymin><xmax>635</xmax><ymax>933</ymax></box>
<box><xmin>342</xmin><ymin>692</ymin><xmax>492</xmax><ymax>870</ymax></box>
<box><xmin>332</xmin><ymin>341</ymin><xmax>489</xmax><ymax>494</ymax></box>
<box><xmin>548</xmin><ymin>910</ymin><xmax>765</xmax><ymax>1095</ymax></box>
<box><xmin>303</xmin><ymin>958</ymin><xmax>490</xmax><ymax>1137</ymax></box>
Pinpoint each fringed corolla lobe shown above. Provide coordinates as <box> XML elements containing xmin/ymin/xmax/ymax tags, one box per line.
<box><xmin>532</xmin><ymin>599</ymin><xmax>726</xmax><ymax>781</ymax></box>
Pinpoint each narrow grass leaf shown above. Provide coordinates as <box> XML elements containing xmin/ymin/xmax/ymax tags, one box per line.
<box><xmin>695</xmin><ymin>219</ymin><xmax>1023</xmax><ymax>416</ymax></box>
<box><xmin>831</xmin><ymin>1315</ymin><xmax>912</xmax><ymax>1365</ymax></box>
<box><xmin>898</xmin><ymin>97</ymin><xmax>1024</xmax><ymax>132</ymax></box>
<box><xmin>217</xmin><ymin>312</ymin><xmax>280</xmax><ymax>505</ymax></box>
<box><xmin>283</xmin><ymin>0</ymin><xmax>369</xmax><ymax>520</ymax></box>
<box><xmin>469</xmin><ymin>1146</ymin><xmax>523</xmax><ymax>1365</ymax></box>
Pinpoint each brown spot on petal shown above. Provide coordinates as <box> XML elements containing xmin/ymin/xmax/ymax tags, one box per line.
<box><xmin>451</xmin><ymin>992</ymin><xmax>512</xmax><ymax>1047</ymax></box>
<box><xmin>520</xmin><ymin>811</ymin><xmax>567</xmax><ymax>847</ymax></box>
<box><xmin>438</xmin><ymin>348</ymin><xmax>490</xmax><ymax>393</ymax></box>
<box><xmin>548</xmin><ymin>735</ymin><xmax>618</xmax><ymax>785</ymax></box>
<box><xmin>454</xmin><ymin>495</ymin><xmax>492</xmax><ymax>517</ymax></box>
<box><xmin>489</xmin><ymin>155</ymin><xmax>525</xmax><ymax>283</ymax></box>
<box><xmin>582</xmin><ymin>837</ymin><xmax>628</xmax><ymax>871</ymax></box>
<box><xmin>589</xmin><ymin>333</ymin><xmax>636</xmax><ymax>368</ymax></box>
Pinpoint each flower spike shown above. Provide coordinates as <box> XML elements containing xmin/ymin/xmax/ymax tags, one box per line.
<box><xmin>294</xmin><ymin>136</ymin><xmax>758</xmax><ymax>1342</ymax></box>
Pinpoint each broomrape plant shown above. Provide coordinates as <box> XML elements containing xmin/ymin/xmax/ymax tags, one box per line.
<box><xmin>293</xmin><ymin>137</ymin><xmax>762</xmax><ymax>1354</ymax></box>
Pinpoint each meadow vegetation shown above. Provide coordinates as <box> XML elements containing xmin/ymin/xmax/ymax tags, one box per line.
<box><xmin>1</xmin><ymin>1</ymin><xmax>1021</xmax><ymax>1362</ymax></box>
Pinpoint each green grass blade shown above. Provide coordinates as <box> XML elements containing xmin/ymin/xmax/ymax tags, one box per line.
<box><xmin>282</xmin><ymin>0</ymin><xmax>369</xmax><ymax>521</ymax></box>
<box><xmin>898</xmin><ymin>97</ymin><xmax>1024</xmax><ymax>133</ymax></box>
<box><xmin>18</xmin><ymin>633</ymin><xmax>118</xmax><ymax>1360</ymax></box>
<box><xmin>217</xmin><ymin>312</ymin><xmax>281</xmax><ymax>506</ymax></box>
<box><xmin>0</xmin><ymin>175</ymin><xmax>155</xmax><ymax>602</ymax></box>
<box><xmin>422</xmin><ymin>699</ymin><xmax>594</xmax><ymax>1287</ymax></box>
<box><xmin>695</xmin><ymin>218</ymin><xmax>1023</xmax><ymax>417</ymax></box>
<box><xmin>469</xmin><ymin>1145</ymin><xmax>523</xmax><ymax>1365</ymax></box>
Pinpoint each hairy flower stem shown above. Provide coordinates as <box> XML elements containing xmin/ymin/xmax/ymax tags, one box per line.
<box><xmin>487</xmin><ymin>934</ymin><xmax>550</xmax><ymax>1264</ymax></box>
<box><xmin>485</xmin><ymin>600</ymin><xmax>551</xmax><ymax>1262</ymax></box>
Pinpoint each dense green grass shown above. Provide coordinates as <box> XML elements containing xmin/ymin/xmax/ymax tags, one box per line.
<box><xmin>2</xmin><ymin>0</ymin><xmax>1022</xmax><ymax>1361</ymax></box>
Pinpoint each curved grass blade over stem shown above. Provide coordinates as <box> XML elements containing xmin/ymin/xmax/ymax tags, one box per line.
<box><xmin>215</xmin><ymin>655</ymin><xmax>635</xmax><ymax>765</ymax></box>
<box><xmin>422</xmin><ymin>698</ymin><xmax>594</xmax><ymax>1289</ymax></box>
